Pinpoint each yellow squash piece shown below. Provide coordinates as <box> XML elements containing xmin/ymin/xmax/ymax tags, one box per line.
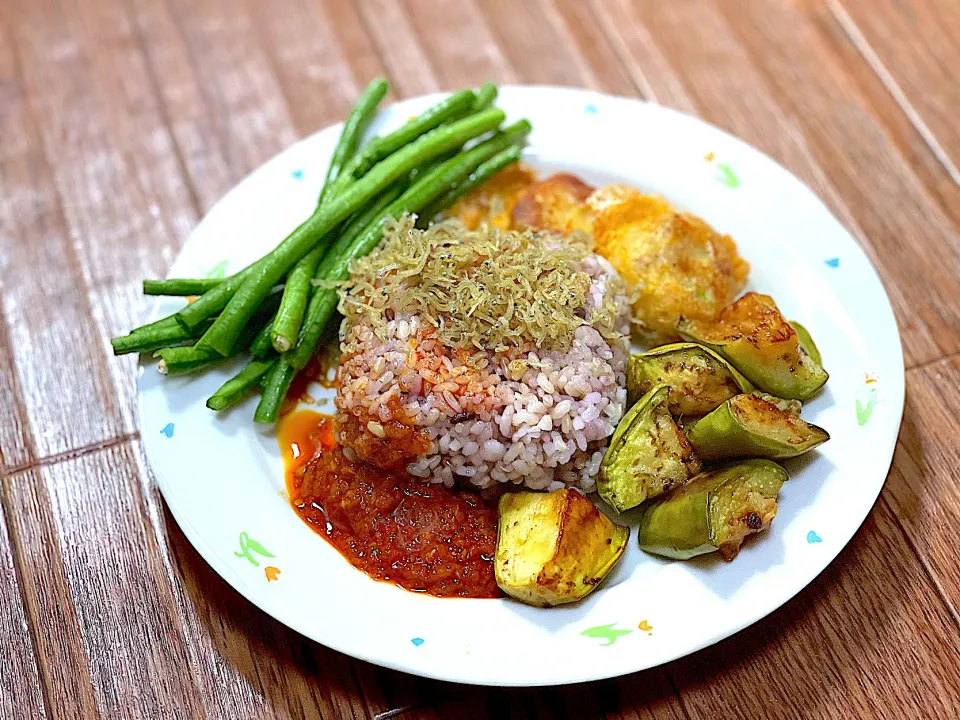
<box><xmin>627</xmin><ymin>342</ymin><xmax>754</xmax><ymax>416</ymax></box>
<box><xmin>679</xmin><ymin>293</ymin><xmax>829</xmax><ymax>400</ymax></box>
<box><xmin>638</xmin><ymin>460</ymin><xmax>787</xmax><ymax>561</ymax></box>
<box><xmin>495</xmin><ymin>489</ymin><xmax>629</xmax><ymax>607</ymax></box>
<box><xmin>598</xmin><ymin>385</ymin><xmax>701</xmax><ymax>513</ymax></box>
<box><xmin>687</xmin><ymin>393</ymin><xmax>830</xmax><ymax>461</ymax></box>
<box><xmin>592</xmin><ymin>194</ymin><xmax>750</xmax><ymax>344</ymax></box>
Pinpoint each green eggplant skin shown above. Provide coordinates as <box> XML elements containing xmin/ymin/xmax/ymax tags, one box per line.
<box><xmin>599</xmin><ymin>385</ymin><xmax>700</xmax><ymax>513</ymax></box>
<box><xmin>627</xmin><ymin>342</ymin><xmax>754</xmax><ymax>417</ymax></box>
<box><xmin>638</xmin><ymin>459</ymin><xmax>787</xmax><ymax>561</ymax></box>
<box><xmin>687</xmin><ymin>393</ymin><xmax>830</xmax><ymax>461</ymax></box>
<box><xmin>678</xmin><ymin>293</ymin><xmax>829</xmax><ymax>401</ymax></box>
<box><xmin>790</xmin><ymin>321</ymin><xmax>823</xmax><ymax>366</ymax></box>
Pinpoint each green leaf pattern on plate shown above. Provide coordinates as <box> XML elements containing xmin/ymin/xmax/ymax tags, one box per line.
<box><xmin>581</xmin><ymin>623</ymin><xmax>633</xmax><ymax>647</ymax></box>
<box><xmin>235</xmin><ymin>531</ymin><xmax>275</xmax><ymax>567</ymax></box>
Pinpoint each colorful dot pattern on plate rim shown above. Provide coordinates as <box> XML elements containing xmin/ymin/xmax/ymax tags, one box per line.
<box><xmin>159</xmin><ymin>139</ymin><xmax>876</xmax><ymax>656</ymax></box>
<box><xmin>139</xmin><ymin>86</ymin><xmax>904</xmax><ymax>685</ymax></box>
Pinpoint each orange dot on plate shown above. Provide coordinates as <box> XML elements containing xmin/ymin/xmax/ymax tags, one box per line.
<box><xmin>264</xmin><ymin>566</ymin><xmax>281</xmax><ymax>582</ymax></box>
<box><xmin>638</xmin><ymin>620</ymin><xmax>653</xmax><ymax>632</ymax></box>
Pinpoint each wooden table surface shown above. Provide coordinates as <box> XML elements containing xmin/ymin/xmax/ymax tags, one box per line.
<box><xmin>2</xmin><ymin>0</ymin><xmax>959</xmax><ymax>717</ymax></box>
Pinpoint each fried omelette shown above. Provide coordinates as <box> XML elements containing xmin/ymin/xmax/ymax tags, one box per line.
<box><xmin>446</xmin><ymin>171</ymin><xmax>749</xmax><ymax>344</ymax></box>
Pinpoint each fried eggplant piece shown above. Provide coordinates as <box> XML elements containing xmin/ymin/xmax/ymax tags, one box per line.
<box><xmin>638</xmin><ymin>460</ymin><xmax>786</xmax><ymax>561</ymax></box>
<box><xmin>598</xmin><ymin>386</ymin><xmax>701</xmax><ymax>513</ymax></box>
<box><xmin>627</xmin><ymin>342</ymin><xmax>754</xmax><ymax>416</ymax></box>
<box><xmin>687</xmin><ymin>393</ymin><xmax>829</xmax><ymax>461</ymax></box>
<box><xmin>679</xmin><ymin>293</ymin><xmax>829</xmax><ymax>400</ymax></box>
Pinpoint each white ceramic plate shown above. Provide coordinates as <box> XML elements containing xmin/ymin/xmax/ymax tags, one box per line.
<box><xmin>139</xmin><ymin>86</ymin><xmax>904</xmax><ymax>687</ymax></box>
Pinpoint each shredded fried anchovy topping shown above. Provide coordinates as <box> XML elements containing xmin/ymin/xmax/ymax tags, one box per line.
<box><xmin>339</xmin><ymin>214</ymin><xmax>624</xmax><ymax>352</ymax></box>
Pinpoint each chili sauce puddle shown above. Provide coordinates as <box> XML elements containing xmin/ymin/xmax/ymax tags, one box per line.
<box><xmin>279</xmin><ymin>409</ymin><xmax>502</xmax><ymax>598</ymax></box>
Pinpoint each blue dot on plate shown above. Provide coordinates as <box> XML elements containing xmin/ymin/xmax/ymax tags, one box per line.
<box><xmin>160</xmin><ymin>423</ymin><xmax>175</xmax><ymax>438</ymax></box>
<box><xmin>584</xmin><ymin>103</ymin><xmax>598</xmax><ymax>115</ymax></box>
<box><xmin>807</xmin><ymin>530</ymin><xmax>822</xmax><ymax>544</ymax></box>
<box><xmin>825</xmin><ymin>257</ymin><xmax>840</xmax><ymax>268</ymax></box>
<box><xmin>411</xmin><ymin>637</ymin><xmax>424</xmax><ymax>647</ymax></box>
<box><xmin>291</xmin><ymin>169</ymin><xmax>304</xmax><ymax>181</ymax></box>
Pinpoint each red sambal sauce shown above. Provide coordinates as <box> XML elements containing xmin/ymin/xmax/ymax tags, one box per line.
<box><xmin>279</xmin><ymin>410</ymin><xmax>502</xmax><ymax>598</ymax></box>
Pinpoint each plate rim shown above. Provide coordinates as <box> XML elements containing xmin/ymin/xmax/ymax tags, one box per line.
<box><xmin>141</xmin><ymin>84</ymin><xmax>906</xmax><ymax>686</ymax></box>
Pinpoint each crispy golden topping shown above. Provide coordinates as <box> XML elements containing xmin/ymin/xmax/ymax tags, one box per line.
<box><xmin>340</xmin><ymin>215</ymin><xmax>624</xmax><ymax>352</ymax></box>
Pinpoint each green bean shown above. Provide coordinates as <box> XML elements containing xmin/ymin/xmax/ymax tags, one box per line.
<box><xmin>472</xmin><ymin>82</ymin><xmax>498</xmax><ymax>111</ymax></box>
<box><xmin>327</xmin><ymin>89</ymin><xmax>477</xmax><ymax>196</ymax></box>
<box><xmin>111</xmin><ymin>316</ymin><xmax>213</xmax><ymax>355</ymax></box>
<box><xmin>307</xmin><ymin>145</ymin><xmax>524</xmax><ymax>368</ymax></box>
<box><xmin>156</xmin><ymin>345</ymin><xmax>222</xmax><ymax>375</ymax></box>
<box><xmin>316</xmin><ymin>78</ymin><xmax>388</xmax><ymax>210</ymax></box>
<box><xmin>250</xmin><ymin>186</ymin><xmax>404</xmax><ymax>424</ymax></box>
<box><xmin>271</xmin><ymin>80</ymin><xmax>389</xmax><ymax>353</ymax></box>
<box><xmin>270</xmin><ymin>238</ymin><xmax>332</xmax><ymax>353</ymax></box>
<box><xmin>309</xmin><ymin>182</ymin><xmax>406</xmax><ymax>282</ymax></box>
<box><xmin>206</xmin><ymin>358</ymin><xmax>276</xmax><ymax>411</ymax></box>
<box><xmin>253</xmin><ymin>133</ymin><xmax>525</xmax><ymax>423</ymax></box>
<box><xmin>198</xmin><ymin>108</ymin><xmax>506</xmax><ymax>357</ymax></box>
<box><xmin>117</xmin><ymin>314</ymin><xmax>181</xmax><ymax>339</ymax></box>
<box><xmin>158</xmin><ymin>289</ymin><xmax>283</xmax><ymax>373</ymax></box>
<box><xmin>254</xmin><ymin>361</ymin><xmax>298</xmax><ymax>423</ymax></box>
<box><xmin>250</xmin><ymin>313</ymin><xmax>278</xmax><ymax>359</ymax></box>
<box><xmin>306</xmin><ymin>142</ymin><xmax>524</xmax><ymax>363</ymax></box>
<box><xmin>175</xmin><ymin>256</ymin><xmax>269</xmax><ymax>330</ymax></box>
<box><xmin>417</xmin><ymin>120</ymin><xmax>531</xmax><ymax>223</ymax></box>
<box><xmin>143</xmin><ymin>278</ymin><xmax>223</xmax><ymax>296</ymax></box>
<box><xmin>170</xmin><ymin>90</ymin><xmax>475</xmax><ymax>335</ymax></box>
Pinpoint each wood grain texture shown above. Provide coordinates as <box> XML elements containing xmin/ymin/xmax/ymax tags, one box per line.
<box><xmin>1</xmin><ymin>0</ymin><xmax>959</xmax><ymax>718</ymax></box>
<box><xmin>0</xmin><ymin>479</ymin><xmax>47</xmax><ymax>719</ymax></box>
<box><xmin>126</xmin><ymin>0</ymin><xmax>235</xmax><ymax>213</ymax></box>
<box><xmin>3</xmin><ymin>465</ymin><xmax>100</xmax><ymax>718</ymax></box>
<box><xmin>587</xmin><ymin>0</ymin><xmax>699</xmax><ymax>113</ymax></box>
<box><xmin>829</xmin><ymin>0</ymin><xmax>960</xmax><ymax>181</ymax></box>
<box><xmin>798</xmin><ymin>0</ymin><xmax>960</xmax><ymax>231</ymax></box>
<box><xmin>476</xmin><ymin>0</ymin><xmax>599</xmax><ymax>88</ymax></box>
<box><xmin>163</xmin><ymin>0</ymin><xmax>299</xmax><ymax>180</ymax></box>
<box><xmin>243</xmin><ymin>0</ymin><xmax>371</xmax><ymax>135</ymax></box>
<box><xmin>0</xmin><ymin>15</ymin><xmax>33</xmax><ymax>469</ymax></box>
<box><xmin>4</xmin><ymin>0</ymin><xmax>193</xmax><ymax>456</ymax></box>
<box><xmin>887</xmin><ymin>356</ymin><xmax>960</xmax><ymax>617</ymax></box>
<box><xmin>546</xmin><ymin>0</ymin><xmax>637</xmax><ymax>96</ymax></box>
<box><xmin>355</xmin><ymin>0</ymin><xmax>440</xmax><ymax>97</ymax></box>
<box><xmin>1</xmin><ymin>0</ymin><xmax>126</xmax><ymax>463</ymax></box>
<box><xmin>7</xmin><ymin>443</ymin><xmax>210</xmax><ymax>719</ymax></box>
<box><xmin>404</xmin><ymin>0</ymin><xmax>515</xmax><ymax>88</ymax></box>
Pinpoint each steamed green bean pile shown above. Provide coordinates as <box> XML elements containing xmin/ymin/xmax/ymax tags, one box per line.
<box><xmin>111</xmin><ymin>80</ymin><xmax>530</xmax><ymax>423</ymax></box>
